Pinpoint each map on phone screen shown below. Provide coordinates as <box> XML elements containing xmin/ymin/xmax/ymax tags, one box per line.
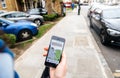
<box><xmin>47</xmin><ymin>39</ymin><xmax>64</xmax><ymax>65</ymax></box>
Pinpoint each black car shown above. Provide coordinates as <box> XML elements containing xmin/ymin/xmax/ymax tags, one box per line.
<box><xmin>90</xmin><ymin>6</ymin><xmax>120</xmax><ymax>45</ymax></box>
<box><xmin>27</xmin><ymin>8</ymin><xmax>48</xmax><ymax>15</ymax></box>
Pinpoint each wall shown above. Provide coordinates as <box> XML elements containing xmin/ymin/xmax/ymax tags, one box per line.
<box><xmin>0</xmin><ymin>0</ymin><xmax>17</xmax><ymax>11</ymax></box>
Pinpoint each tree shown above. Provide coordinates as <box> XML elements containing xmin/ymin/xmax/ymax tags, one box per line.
<box><xmin>52</xmin><ymin>0</ymin><xmax>62</xmax><ymax>15</ymax></box>
<box><xmin>45</xmin><ymin>0</ymin><xmax>54</xmax><ymax>14</ymax></box>
<box><xmin>45</xmin><ymin>0</ymin><xmax>63</xmax><ymax>15</ymax></box>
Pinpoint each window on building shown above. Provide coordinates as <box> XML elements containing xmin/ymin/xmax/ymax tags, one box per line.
<box><xmin>1</xmin><ymin>0</ymin><xmax>7</xmax><ymax>8</ymax></box>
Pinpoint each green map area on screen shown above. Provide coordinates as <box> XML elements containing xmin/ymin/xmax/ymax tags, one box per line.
<box><xmin>54</xmin><ymin>49</ymin><xmax>62</xmax><ymax>61</ymax></box>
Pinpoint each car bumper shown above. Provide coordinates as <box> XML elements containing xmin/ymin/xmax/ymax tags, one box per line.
<box><xmin>108</xmin><ymin>34</ymin><xmax>120</xmax><ymax>42</ymax></box>
<box><xmin>32</xmin><ymin>27</ymin><xmax>39</xmax><ymax>36</ymax></box>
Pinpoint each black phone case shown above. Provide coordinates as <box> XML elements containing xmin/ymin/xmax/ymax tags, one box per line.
<box><xmin>45</xmin><ymin>36</ymin><xmax>65</xmax><ymax>68</ymax></box>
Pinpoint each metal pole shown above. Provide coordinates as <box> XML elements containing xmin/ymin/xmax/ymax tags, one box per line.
<box><xmin>78</xmin><ymin>0</ymin><xmax>81</xmax><ymax>15</ymax></box>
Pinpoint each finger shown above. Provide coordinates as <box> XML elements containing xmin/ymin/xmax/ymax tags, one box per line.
<box><xmin>43</xmin><ymin>51</ymin><xmax>47</xmax><ymax>56</ymax></box>
<box><xmin>43</xmin><ymin>47</ymin><xmax>48</xmax><ymax>56</ymax></box>
<box><xmin>44</xmin><ymin>47</ymin><xmax>48</xmax><ymax>51</ymax></box>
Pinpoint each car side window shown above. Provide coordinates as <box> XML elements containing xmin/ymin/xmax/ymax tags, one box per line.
<box><xmin>10</xmin><ymin>13</ymin><xmax>18</xmax><ymax>18</ymax></box>
<box><xmin>40</xmin><ymin>8</ymin><xmax>42</xmax><ymax>12</ymax></box>
<box><xmin>2</xmin><ymin>14</ymin><xmax>12</xmax><ymax>18</ymax></box>
<box><xmin>14</xmin><ymin>12</ymin><xmax>27</xmax><ymax>17</ymax></box>
<box><xmin>33</xmin><ymin>9</ymin><xmax>39</xmax><ymax>12</ymax></box>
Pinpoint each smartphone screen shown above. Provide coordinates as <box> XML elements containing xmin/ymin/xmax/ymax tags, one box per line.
<box><xmin>45</xmin><ymin>36</ymin><xmax>65</xmax><ymax>68</ymax></box>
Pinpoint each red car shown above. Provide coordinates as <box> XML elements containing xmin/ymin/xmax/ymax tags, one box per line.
<box><xmin>64</xmin><ymin>2</ymin><xmax>72</xmax><ymax>8</ymax></box>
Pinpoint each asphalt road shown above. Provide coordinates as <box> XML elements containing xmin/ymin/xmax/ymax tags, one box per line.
<box><xmin>81</xmin><ymin>5</ymin><xmax>120</xmax><ymax>76</ymax></box>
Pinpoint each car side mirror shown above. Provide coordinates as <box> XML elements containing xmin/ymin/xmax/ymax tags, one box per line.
<box><xmin>95</xmin><ymin>14</ymin><xmax>101</xmax><ymax>20</ymax></box>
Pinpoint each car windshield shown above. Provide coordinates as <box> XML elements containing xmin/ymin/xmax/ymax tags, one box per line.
<box><xmin>42</xmin><ymin>9</ymin><xmax>47</xmax><ymax>12</ymax></box>
<box><xmin>29</xmin><ymin>9</ymin><xmax>39</xmax><ymax>13</ymax></box>
<box><xmin>103</xmin><ymin>9</ymin><xmax>120</xmax><ymax>19</ymax></box>
<box><xmin>0</xmin><ymin>18</ymin><xmax>14</xmax><ymax>23</ymax></box>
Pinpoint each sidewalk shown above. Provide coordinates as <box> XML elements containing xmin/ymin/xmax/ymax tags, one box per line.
<box><xmin>15</xmin><ymin>8</ymin><xmax>113</xmax><ymax>78</ymax></box>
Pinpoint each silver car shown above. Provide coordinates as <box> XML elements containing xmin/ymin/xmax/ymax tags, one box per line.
<box><xmin>0</xmin><ymin>11</ymin><xmax>44</xmax><ymax>26</ymax></box>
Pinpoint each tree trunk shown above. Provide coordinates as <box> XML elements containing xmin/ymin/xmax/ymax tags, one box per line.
<box><xmin>45</xmin><ymin>0</ymin><xmax>54</xmax><ymax>14</ymax></box>
<box><xmin>53</xmin><ymin>0</ymin><xmax>62</xmax><ymax>15</ymax></box>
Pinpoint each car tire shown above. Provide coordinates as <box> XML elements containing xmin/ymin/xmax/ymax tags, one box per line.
<box><xmin>100</xmin><ymin>29</ymin><xmax>110</xmax><ymax>45</ymax></box>
<box><xmin>18</xmin><ymin>29</ymin><xmax>32</xmax><ymax>41</ymax></box>
<box><xmin>34</xmin><ymin>19</ymin><xmax>42</xmax><ymax>27</ymax></box>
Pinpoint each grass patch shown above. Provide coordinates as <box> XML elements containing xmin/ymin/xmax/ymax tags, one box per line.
<box><xmin>36</xmin><ymin>23</ymin><xmax>55</xmax><ymax>38</ymax></box>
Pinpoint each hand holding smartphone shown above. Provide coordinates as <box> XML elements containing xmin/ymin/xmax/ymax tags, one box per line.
<box><xmin>45</xmin><ymin>36</ymin><xmax>65</xmax><ymax>68</ymax></box>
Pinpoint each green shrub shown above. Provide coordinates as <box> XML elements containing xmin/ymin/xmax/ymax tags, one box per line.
<box><xmin>43</xmin><ymin>13</ymin><xmax>58</xmax><ymax>21</ymax></box>
<box><xmin>0</xmin><ymin>34</ymin><xmax>16</xmax><ymax>46</ymax></box>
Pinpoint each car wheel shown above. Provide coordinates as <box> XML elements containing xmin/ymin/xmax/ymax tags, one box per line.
<box><xmin>18</xmin><ymin>29</ymin><xmax>32</xmax><ymax>41</ymax></box>
<box><xmin>100</xmin><ymin>29</ymin><xmax>110</xmax><ymax>45</ymax></box>
<box><xmin>34</xmin><ymin>19</ymin><xmax>41</xmax><ymax>27</ymax></box>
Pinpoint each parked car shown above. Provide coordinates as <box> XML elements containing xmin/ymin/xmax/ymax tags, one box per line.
<box><xmin>90</xmin><ymin>6</ymin><xmax>120</xmax><ymax>45</ymax></box>
<box><xmin>64</xmin><ymin>2</ymin><xmax>72</xmax><ymax>8</ymax></box>
<box><xmin>27</xmin><ymin>8</ymin><xmax>48</xmax><ymax>15</ymax></box>
<box><xmin>0</xmin><ymin>11</ymin><xmax>44</xmax><ymax>26</ymax></box>
<box><xmin>80</xmin><ymin>1</ymin><xmax>88</xmax><ymax>6</ymax></box>
<box><xmin>0</xmin><ymin>18</ymin><xmax>38</xmax><ymax>41</ymax></box>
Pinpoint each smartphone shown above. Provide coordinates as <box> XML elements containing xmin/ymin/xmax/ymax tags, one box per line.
<box><xmin>45</xmin><ymin>36</ymin><xmax>65</xmax><ymax>68</ymax></box>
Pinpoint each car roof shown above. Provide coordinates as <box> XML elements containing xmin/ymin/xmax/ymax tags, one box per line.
<box><xmin>28</xmin><ymin>8</ymin><xmax>46</xmax><ymax>11</ymax></box>
<box><xmin>0</xmin><ymin>11</ymin><xmax>25</xmax><ymax>16</ymax></box>
<box><xmin>90</xmin><ymin>3</ymin><xmax>120</xmax><ymax>10</ymax></box>
<box><xmin>93</xmin><ymin>5</ymin><xmax>120</xmax><ymax>14</ymax></box>
<box><xmin>96</xmin><ymin>5</ymin><xmax>120</xmax><ymax>11</ymax></box>
<box><xmin>32</xmin><ymin>8</ymin><xmax>44</xmax><ymax>9</ymax></box>
<box><xmin>89</xmin><ymin>3</ymin><xmax>105</xmax><ymax>11</ymax></box>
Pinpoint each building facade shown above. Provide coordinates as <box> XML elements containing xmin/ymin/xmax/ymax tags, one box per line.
<box><xmin>15</xmin><ymin>0</ymin><xmax>45</xmax><ymax>11</ymax></box>
<box><xmin>0</xmin><ymin>0</ymin><xmax>45</xmax><ymax>11</ymax></box>
<box><xmin>0</xmin><ymin>0</ymin><xmax>17</xmax><ymax>11</ymax></box>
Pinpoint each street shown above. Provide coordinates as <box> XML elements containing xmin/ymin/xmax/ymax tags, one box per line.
<box><xmin>81</xmin><ymin>5</ymin><xmax>120</xmax><ymax>77</ymax></box>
